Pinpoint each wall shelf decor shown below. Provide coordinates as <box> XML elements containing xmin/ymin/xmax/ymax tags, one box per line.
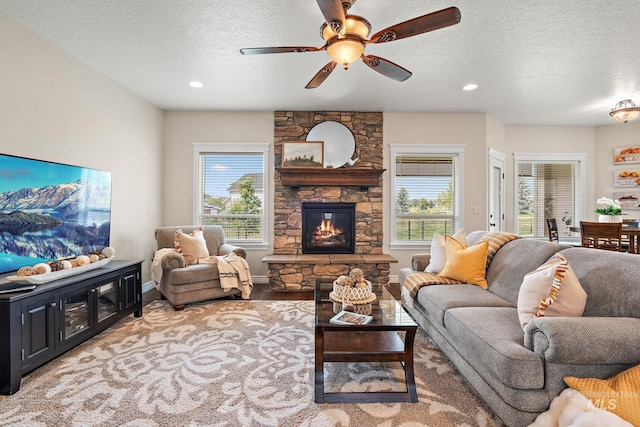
<box><xmin>614</xmin><ymin>191</ymin><xmax>640</xmax><ymax>209</ymax></box>
<box><xmin>614</xmin><ymin>170</ymin><xmax>640</xmax><ymax>187</ymax></box>
<box><xmin>613</xmin><ymin>146</ymin><xmax>640</xmax><ymax>165</ymax></box>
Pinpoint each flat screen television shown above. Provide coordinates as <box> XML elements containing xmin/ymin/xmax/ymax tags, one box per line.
<box><xmin>0</xmin><ymin>154</ymin><xmax>111</xmax><ymax>275</ymax></box>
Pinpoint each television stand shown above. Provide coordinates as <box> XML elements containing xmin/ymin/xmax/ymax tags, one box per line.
<box><xmin>0</xmin><ymin>260</ymin><xmax>143</xmax><ymax>395</ymax></box>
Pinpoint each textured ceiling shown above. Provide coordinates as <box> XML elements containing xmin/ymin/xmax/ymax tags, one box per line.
<box><xmin>1</xmin><ymin>0</ymin><xmax>639</xmax><ymax>126</ymax></box>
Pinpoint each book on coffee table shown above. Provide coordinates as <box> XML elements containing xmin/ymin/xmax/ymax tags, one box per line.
<box><xmin>329</xmin><ymin>310</ymin><xmax>373</xmax><ymax>325</ymax></box>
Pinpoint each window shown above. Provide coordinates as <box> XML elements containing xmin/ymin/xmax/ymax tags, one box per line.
<box><xmin>193</xmin><ymin>143</ymin><xmax>270</xmax><ymax>247</ymax></box>
<box><xmin>390</xmin><ymin>144</ymin><xmax>464</xmax><ymax>247</ymax></box>
<box><xmin>514</xmin><ymin>153</ymin><xmax>585</xmax><ymax>239</ymax></box>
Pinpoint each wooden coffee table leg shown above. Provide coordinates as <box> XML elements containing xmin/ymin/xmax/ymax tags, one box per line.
<box><xmin>315</xmin><ymin>326</ymin><xmax>325</xmax><ymax>403</ymax></box>
<box><xmin>404</xmin><ymin>328</ymin><xmax>418</xmax><ymax>402</ymax></box>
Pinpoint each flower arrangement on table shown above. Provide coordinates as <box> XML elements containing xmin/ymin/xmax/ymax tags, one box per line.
<box><xmin>595</xmin><ymin>197</ymin><xmax>624</xmax><ymax>223</ymax></box>
<box><xmin>595</xmin><ymin>197</ymin><xmax>622</xmax><ymax>216</ymax></box>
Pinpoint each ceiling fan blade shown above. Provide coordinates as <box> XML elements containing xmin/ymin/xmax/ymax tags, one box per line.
<box><xmin>362</xmin><ymin>55</ymin><xmax>412</xmax><ymax>82</ymax></box>
<box><xmin>305</xmin><ymin>61</ymin><xmax>337</xmax><ymax>89</ymax></box>
<box><xmin>315</xmin><ymin>0</ymin><xmax>346</xmax><ymax>34</ymax></box>
<box><xmin>240</xmin><ymin>46</ymin><xmax>324</xmax><ymax>55</ymax></box>
<box><xmin>369</xmin><ymin>6</ymin><xmax>461</xmax><ymax>43</ymax></box>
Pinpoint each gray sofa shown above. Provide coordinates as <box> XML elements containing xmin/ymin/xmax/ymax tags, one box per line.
<box><xmin>399</xmin><ymin>232</ymin><xmax>640</xmax><ymax>427</ymax></box>
<box><xmin>155</xmin><ymin>225</ymin><xmax>247</xmax><ymax>310</ymax></box>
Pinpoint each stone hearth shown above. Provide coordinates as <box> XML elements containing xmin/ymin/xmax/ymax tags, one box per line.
<box><xmin>266</xmin><ymin>111</ymin><xmax>395</xmax><ymax>291</ymax></box>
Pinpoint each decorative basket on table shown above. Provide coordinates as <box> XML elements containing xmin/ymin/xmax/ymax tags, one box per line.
<box><xmin>328</xmin><ymin>268</ymin><xmax>376</xmax><ymax>305</ymax></box>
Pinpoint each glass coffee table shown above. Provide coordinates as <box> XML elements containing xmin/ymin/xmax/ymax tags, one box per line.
<box><xmin>314</xmin><ymin>277</ymin><xmax>418</xmax><ymax>404</ymax></box>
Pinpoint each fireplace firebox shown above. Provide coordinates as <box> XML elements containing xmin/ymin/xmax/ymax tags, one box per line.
<box><xmin>302</xmin><ymin>202</ymin><xmax>355</xmax><ymax>254</ymax></box>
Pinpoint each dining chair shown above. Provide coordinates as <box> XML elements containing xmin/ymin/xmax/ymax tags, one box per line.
<box><xmin>579</xmin><ymin>221</ymin><xmax>624</xmax><ymax>251</ymax></box>
<box><xmin>546</xmin><ymin>218</ymin><xmax>559</xmax><ymax>243</ymax></box>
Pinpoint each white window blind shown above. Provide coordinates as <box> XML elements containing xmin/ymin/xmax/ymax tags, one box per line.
<box><xmin>391</xmin><ymin>147</ymin><xmax>463</xmax><ymax>245</ymax></box>
<box><xmin>516</xmin><ymin>157</ymin><xmax>583</xmax><ymax>239</ymax></box>
<box><xmin>193</xmin><ymin>143</ymin><xmax>269</xmax><ymax>245</ymax></box>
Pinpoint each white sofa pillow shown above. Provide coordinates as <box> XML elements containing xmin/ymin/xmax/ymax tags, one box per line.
<box><xmin>425</xmin><ymin>229</ymin><xmax>466</xmax><ymax>273</ymax></box>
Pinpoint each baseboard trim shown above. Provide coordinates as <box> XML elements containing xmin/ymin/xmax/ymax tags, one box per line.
<box><xmin>142</xmin><ymin>281</ymin><xmax>156</xmax><ymax>293</ymax></box>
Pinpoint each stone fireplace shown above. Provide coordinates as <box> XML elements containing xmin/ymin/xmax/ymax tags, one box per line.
<box><xmin>263</xmin><ymin>111</ymin><xmax>396</xmax><ymax>290</ymax></box>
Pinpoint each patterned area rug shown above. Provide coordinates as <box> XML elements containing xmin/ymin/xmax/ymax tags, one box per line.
<box><xmin>0</xmin><ymin>300</ymin><xmax>498</xmax><ymax>426</ymax></box>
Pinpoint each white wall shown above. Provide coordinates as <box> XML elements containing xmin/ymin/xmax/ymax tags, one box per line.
<box><xmin>0</xmin><ymin>12</ymin><xmax>164</xmax><ymax>283</ymax></box>
<box><xmin>162</xmin><ymin>111</ymin><xmax>274</xmax><ymax>278</ymax></box>
<box><xmin>486</xmin><ymin>115</ymin><xmax>507</xmax><ymax>154</ymax></box>
<box><xmin>595</xmin><ymin>121</ymin><xmax>640</xmax><ymax>220</ymax></box>
<box><xmin>383</xmin><ymin>113</ymin><xmax>490</xmax><ymax>275</ymax></box>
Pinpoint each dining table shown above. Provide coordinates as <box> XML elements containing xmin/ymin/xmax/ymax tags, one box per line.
<box><xmin>569</xmin><ymin>224</ymin><xmax>640</xmax><ymax>254</ymax></box>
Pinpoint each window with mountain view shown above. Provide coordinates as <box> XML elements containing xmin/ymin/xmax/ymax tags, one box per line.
<box><xmin>390</xmin><ymin>144</ymin><xmax>464</xmax><ymax>247</ymax></box>
<box><xmin>193</xmin><ymin>143</ymin><xmax>269</xmax><ymax>246</ymax></box>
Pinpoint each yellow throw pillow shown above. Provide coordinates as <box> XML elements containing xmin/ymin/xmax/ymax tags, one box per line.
<box><xmin>425</xmin><ymin>229</ymin><xmax>467</xmax><ymax>274</ymax></box>
<box><xmin>564</xmin><ymin>364</ymin><xmax>640</xmax><ymax>426</ymax></box>
<box><xmin>174</xmin><ymin>228</ymin><xmax>209</xmax><ymax>265</ymax></box>
<box><xmin>517</xmin><ymin>254</ymin><xmax>587</xmax><ymax>329</ymax></box>
<box><xmin>438</xmin><ymin>235</ymin><xmax>489</xmax><ymax>289</ymax></box>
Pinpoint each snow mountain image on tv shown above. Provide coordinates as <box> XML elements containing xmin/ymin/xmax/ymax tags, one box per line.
<box><xmin>0</xmin><ymin>154</ymin><xmax>112</xmax><ymax>274</ymax></box>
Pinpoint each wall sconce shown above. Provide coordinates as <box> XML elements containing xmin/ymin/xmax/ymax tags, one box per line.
<box><xmin>610</xmin><ymin>99</ymin><xmax>640</xmax><ymax>123</ymax></box>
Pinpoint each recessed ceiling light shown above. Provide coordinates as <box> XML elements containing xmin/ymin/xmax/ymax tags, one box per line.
<box><xmin>463</xmin><ymin>83</ymin><xmax>478</xmax><ymax>91</ymax></box>
<box><xmin>188</xmin><ymin>81</ymin><xmax>204</xmax><ymax>88</ymax></box>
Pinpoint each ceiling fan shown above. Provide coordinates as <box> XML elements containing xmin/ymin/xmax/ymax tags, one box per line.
<box><xmin>240</xmin><ymin>0</ymin><xmax>461</xmax><ymax>89</ymax></box>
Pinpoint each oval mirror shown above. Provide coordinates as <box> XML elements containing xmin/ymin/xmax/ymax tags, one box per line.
<box><xmin>306</xmin><ymin>121</ymin><xmax>355</xmax><ymax>168</ymax></box>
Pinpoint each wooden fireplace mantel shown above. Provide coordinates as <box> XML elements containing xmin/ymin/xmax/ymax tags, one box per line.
<box><xmin>278</xmin><ymin>167</ymin><xmax>385</xmax><ymax>188</ymax></box>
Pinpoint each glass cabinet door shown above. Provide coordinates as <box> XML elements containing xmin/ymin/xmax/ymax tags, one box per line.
<box><xmin>62</xmin><ymin>290</ymin><xmax>90</xmax><ymax>341</ymax></box>
<box><xmin>96</xmin><ymin>281</ymin><xmax>117</xmax><ymax>324</ymax></box>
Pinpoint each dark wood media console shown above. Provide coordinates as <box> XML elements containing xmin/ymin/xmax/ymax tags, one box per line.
<box><xmin>0</xmin><ymin>260</ymin><xmax>143</xmax><ymax>395</ymax></box>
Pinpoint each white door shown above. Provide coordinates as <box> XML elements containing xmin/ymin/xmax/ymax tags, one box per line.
<box><xmin>488</xmin><ymin>150</ymin><xmax>506</xmax><ymax>232</ymax></box>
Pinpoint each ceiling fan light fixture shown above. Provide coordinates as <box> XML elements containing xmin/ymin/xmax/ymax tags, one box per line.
<box><xmin>322</xmin><ymin>14</ymin><xmax>370</xmax><ymax>69</ymax></box>
<box><xmin>241</xmin><ymin>2</ymin><xmax>461</xmax><ymax>88</ymax></box>
<box><xmin>327</xmin><ymin>37</ymin><xmax>365</xmax><ymax>69</ymax></box>
<box><xmin>321</xmin><ymin>15</ymin><xmax>371</xmax><ymax>40</ymax></box>
<box><xmin>610</xmin><ymin>99</ymin><xmax>640</xmax><ymax>123</ymax></box>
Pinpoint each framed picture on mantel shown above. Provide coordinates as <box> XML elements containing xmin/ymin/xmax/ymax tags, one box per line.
<box><xmin>282</xmin><ymin>141</ymin><xmax>324</xmax><ymax>168</ymax></box>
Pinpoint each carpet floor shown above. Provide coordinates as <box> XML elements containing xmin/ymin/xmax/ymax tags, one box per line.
<box><xmin>0</xmin><ymin>300</ymin><xmax>499</xmax><ymax>426</ymax></box>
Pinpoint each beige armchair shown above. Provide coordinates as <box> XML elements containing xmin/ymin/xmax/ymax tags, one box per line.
<box><xmin>154</xmin><ymin>225</ymin><xmax>247</xmax><ymax>310</ymax></box>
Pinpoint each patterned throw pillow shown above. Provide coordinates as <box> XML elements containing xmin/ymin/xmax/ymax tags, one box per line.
<box><xmin>564</xmin><ymin>364</ymin><xmax>640</xmax><ymax>426</ymax></box>
<box><xmin>438</xmin><ymin>235</ymin><xmax>489</xmax><ymax>289</ymax></box>
<box><xmin>174</xmin><ymin>228</ymin><xmax>209</xmax><ymax>265</ymax></box>
<box><xmin>517</xmin><ymin>254</ymin><xmax>587</xmax><ymax>329</ymax></box>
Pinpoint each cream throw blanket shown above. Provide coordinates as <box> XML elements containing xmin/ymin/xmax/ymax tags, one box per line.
<box><xmin>529</xmin><ymin>388</ymin><xmax>632</xmax><ymax>427</ymax></box>
<box><xmin>151</xmin><ymin>248</ymin><xmax>177</xmax><ymax>289</ymax></box>
<box><xmin>197</xmin><ymin>252</ymin><xmax>253</xmax><ymax>299</ymax></box>
<box><xmin>151</xmin><ymin>250</ymin><xmax>253</xmax><ymax>299</ymax></box>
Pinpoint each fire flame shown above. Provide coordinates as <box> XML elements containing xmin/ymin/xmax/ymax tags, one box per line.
<box><xmin>314</xmin><ymin>219</ymin><xmax>342</xmax><ymax>241</ymax></box>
